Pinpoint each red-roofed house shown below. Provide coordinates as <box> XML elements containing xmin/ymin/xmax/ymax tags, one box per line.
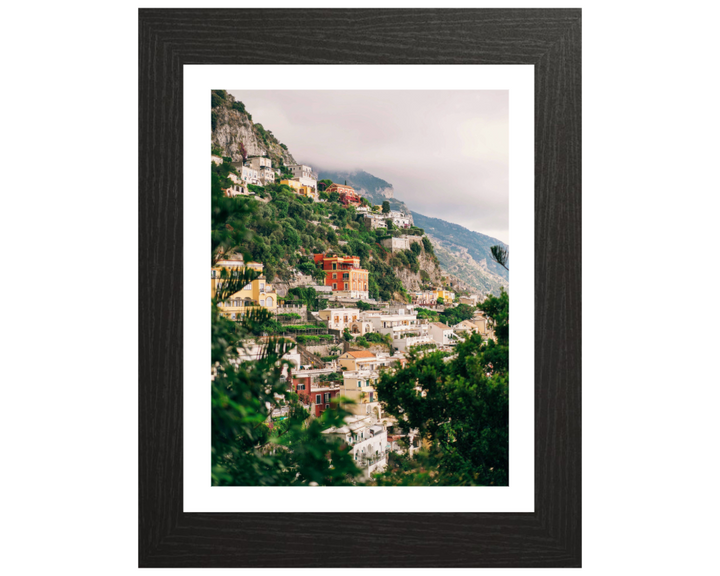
<box><xmin>326</xmin><ymin>183</ymin><xmax>362</xmax><ymax>207</ymax></box>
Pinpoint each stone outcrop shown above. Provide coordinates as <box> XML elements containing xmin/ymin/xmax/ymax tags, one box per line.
<box><xmin>211</xmin><ymin>91</ymin><xmax>296</xmax><ymax>167</ymax></box>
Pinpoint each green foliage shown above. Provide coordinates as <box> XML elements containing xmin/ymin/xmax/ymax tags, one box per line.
<box><xmin>374</xmin><ymin>331</ymin><xmax>509</xmax><ymax>486</ymax></box>
<box><xmin>287</xmin><ymin>286</ymin><xmax>325</xmax><ymax>311</ymax></box>
<box><xmin>422</xmin><ymin>236</ymin><xmax>434</xmax><ymax>256</ymax></box>
<box><xmin>477</xmin><ymin>288</ymin><xmax>509</xmax><ymax>345</ymax></box>
<box><xmin>210</xmin><ymin>172</ymin><xmax>254</xmax><ymax>264</ymax></box>
<box><xmin>410</xmin><ymin>241</ymin><xmax>422</xmax><ymax>256</ymax></box>
<box><xmin>382</xmin><ymin>201</ymin><xmax>391</xmax><ymax>214</ymax></box>
<box><xmin>343</xmin><ymin>328</ymin><xmax>353</xmax><ymax>342</ymax></box>
<box><xmin>356</xmin><ymin>300</ymin><xmax>373</xmax><ymax>311</ymax></box>
<box><xmin>355</xmin><ymin>337</ymin><xmax>370</xmax><ymax>348</ymax></box>
<box><xmin>439</xmin><ymin>303</ymin><xmax>475</xmax><ymax>326</ymax></box>
<box><xmin>211</xmin><ymin>90</ymin><xmax>227</xmax><ymax>108</ymax></box>
<box><xmin>211</xmin><ymin>111</ymin><xmax>218</xmax><ymax>131</ymax></box>
<box><xmin>296</xmin><ymin>257</ymin><xmax>318</xmax><ymax>277</ymax></box>
<box><xmin>276</xmin><ymin>312</ymin><xmax>302</xmax><ymax>321</ymax></box>
<box><xmin>436</xmin><ymin>297</ymin><xmax>445</xmax><ymax>305</ymax></box>
<box><xmin>416</xmin><ymin>307</ymin><xmax>439</xmax><ymax>323</ymax></box>
<box><xmin>231</xmin><ymin>100</ymin><xmax>246</xmax><ymax>114</ymax></box>
<box><xmin>211</xmin><ymin>179</ymin><xmax>360</xmax><ymax>486</ymax></box>
<box><xmin>364</xmin><ymin>332</ymin><xmax>383</xmax><ymax>343</ymax></box>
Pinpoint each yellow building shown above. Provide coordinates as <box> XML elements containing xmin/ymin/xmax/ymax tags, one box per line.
<box><xmin>341</xmin><ymin>369</ymin><xmax>382</xmax><ymax>418</ymax></box>
<box><xmin>434</xmin><ymin>289</ymin><xmax>455</xmax><ymax>303</ymax></box>
<box><xmin>280</xmin><ymin>179</ymin><xmax>318</xmax><ymax>201</ymax></box>
<box><xmin>338</xmin><ymin>350</ymin><xmax>377</xmax><ymax>372</ymax></box>
<box><xmin>211</xmin><ymin>259</ymin><xmax>277</xmax><ymax>319</ymax></box>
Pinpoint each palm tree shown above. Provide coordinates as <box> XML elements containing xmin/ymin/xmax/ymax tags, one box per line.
<box><xmin>490</xmin><ymin>245</ymin><xmax>509</xmax><ymax>270</ymax></box>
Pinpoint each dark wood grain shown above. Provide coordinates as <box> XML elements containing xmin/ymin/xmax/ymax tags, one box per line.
<box><xmin>139</xmin><ymin>8</ymin><xmax>581</xmax><ymax>568</ymax></box>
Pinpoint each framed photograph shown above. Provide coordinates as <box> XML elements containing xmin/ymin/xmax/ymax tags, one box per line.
<box><xmin>139</xmin><ymin>8</ymin><xmax>581</xmax><ymax>568</ymax></box>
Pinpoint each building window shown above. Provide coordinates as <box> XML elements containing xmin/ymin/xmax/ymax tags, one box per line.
<box><xmin>332</xmin><ymin>263</ymin><xmax>336</xmax><ymax>270</ymax></box>
<box><xmin>211</xmin><ymin>270</ymin><xmax>216</xmax><ymax>278</ymax></box>
<box><xmin>260</xmin><ymin>299</ymin><xmax>265</xmax><ymax>306</ymax></box>
<box><xmin>332</xmin><ymin>283</ymin><xmax>337</xmax><ymax>289</ymax></box>
<box><xmin>316</xmin><ymin>394</ymin><xmax>321</xmax><ymax>404</ymax></box>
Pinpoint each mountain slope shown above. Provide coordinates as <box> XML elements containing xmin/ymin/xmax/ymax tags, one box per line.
<box><xmin>412</xmin><ymin>212</ymin><xmax>509</xmax><ymax>279</ymax></box>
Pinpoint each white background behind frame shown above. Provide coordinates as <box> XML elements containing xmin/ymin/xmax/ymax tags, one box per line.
<box><xmin>5</xmin><ymin>0</ymin><xmax>720</xmax><ymax>574</ymax></box>
<box><xmin>184</xmin><ymin>65</ymin><xmax>534</xmax><ymax>513</ymax></box>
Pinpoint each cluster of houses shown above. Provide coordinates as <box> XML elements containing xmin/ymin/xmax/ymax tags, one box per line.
<box><xmin>410</xmin><ymin>288</ymin><xmax>456</xmax><ymax>307</ymax></box>
<box><xmin>317</xmin><ymin>302</ymin><xmax>493</xmax><ymax>352</ymax></box>
<box><xmin>357</xmin><ymin>207</ymin><xmax>412</xmax><ymax>230</ymax></box>
<box><xmin>212</xmin><ymin>153</ymin><xmax>320</xmax><ymax>200</ymax></box>
<box><xmin>211</xmin><ymin>152</ymin><xmax>497</xmax><ymax>481</ymax></box>
<box><xmin>289</xmin><ymin>349</ymin><xmax>419</xmax><ymax>477</ymax></box>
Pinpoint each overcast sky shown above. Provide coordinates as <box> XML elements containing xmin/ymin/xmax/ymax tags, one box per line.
<box><xmin>229</xmin><ymin>90</ymin><xmax>509</xmax><ymax>243</ymax></box>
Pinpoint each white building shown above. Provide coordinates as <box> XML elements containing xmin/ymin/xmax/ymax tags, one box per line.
<box><xmin>429</xmin><ymin>322</ymin><xmax>455</xmax><ymax>346</ymax></box>
<box><xmin>247</xmin><ymin>157</ymin><xmax>275</xmax><ymax>185</ymax></box>
<box><xmin>364</xmin><ymin>307</ymin><xmax>431</xmax><ymax>350</ymax></box>
<box><xmin>387</xmin><ymin>210</ymin><xmax>412</xmax><ymax>229</ymax></box>
<box><xmin>459</xmin><ymin>294</ymin><xmax>481</xmax><ymax>306</ymax></box>
<box><xmin>323</xmin><ymin>415</ymin><xmax>388</xmax><ymax>478</ymax></box>
<box><xmin>224</xmin><ymin>172</ymin><xmax>252</xmax><ymax>197</ymax></box>
<box><xmin>233</xmin><ymin>164</ymin><xmax>259</xmax><ymax>185</ymax></box>
<box><xmin>380</xmin><ymin>235</ymin><xmax>422</xmax><ymax>252</ymax></box>
<box><xmin>286</xmin><ymin>164</ymin><xmax>318</xmax><ymax>190</ymax></box>
<box><xmin>362</xmin><ymin>213</ymin><xmax>388</xmax><ymax>230</ymax></box>
<box><xmin>318</xmin><ymin>308</ymin><xmax>361</xmax><ymax>331</ymax></box>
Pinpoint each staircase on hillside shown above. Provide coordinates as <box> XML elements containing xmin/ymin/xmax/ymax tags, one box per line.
<box><xmin>296</xmin><ymin>343</ymin><xmax>328</xmax><ymax>369</ymax></box>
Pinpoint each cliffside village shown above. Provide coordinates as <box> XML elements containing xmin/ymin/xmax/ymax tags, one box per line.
<box><xmin>212</xmin><ymin>153</ymin><xmax>495</xmax><ymax>478</ymax></box>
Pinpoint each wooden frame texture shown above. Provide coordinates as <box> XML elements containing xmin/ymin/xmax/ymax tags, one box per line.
<box><xmin>139</xmin><ymin>8</ymin><xmax>581</xmax><ymax>568</ymax></box>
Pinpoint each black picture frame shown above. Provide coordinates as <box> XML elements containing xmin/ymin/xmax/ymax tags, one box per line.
<box><xmin>139</xmin><ymin>8</ymin><xmax>581</xmax><ymax>568</ymax></box>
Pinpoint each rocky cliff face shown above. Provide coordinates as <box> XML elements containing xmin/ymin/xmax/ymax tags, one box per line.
<box><xmin>429</xmin><ymin>236</ymin><xmax>508</xmax><ymax>296</ymax></box>
<box><xmin>393</xmin><ymin>251</ymin><xmax>442</xmax><ymax>293</ymax></box>
<box><xmin>211</xmin><ymin>90</ymin><xmax>296</xmax><ymax>167</ymax></box>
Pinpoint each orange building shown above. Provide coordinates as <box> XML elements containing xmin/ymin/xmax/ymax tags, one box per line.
<box><xmin>313</xmin><ymin>253</ymin><xmax>369</xmax><ymax>298</ymax></box>
<box><xmin>325</xmin><ymin>183</ymin><xmax>362</xmax><ymax>207</ymax></box>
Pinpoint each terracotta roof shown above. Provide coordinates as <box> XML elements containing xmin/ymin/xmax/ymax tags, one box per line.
<box><xmin>345</xmin><ymin>351</ymin><xmax>376</xmax><ymax>358</ymax></box>
<box><xmin>431</xmin><ymin>322</ymin><xmax>451</xmax><ymax>330</ymax></box>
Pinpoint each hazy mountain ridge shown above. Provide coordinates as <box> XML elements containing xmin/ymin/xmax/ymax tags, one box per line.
<box><xmin>317</xmin><ymin>169</ymin><xmax>509</xmax><ymax>295</ymax></box>
<box><xmin>317</xmin><ymin>170</ymin><xmax>411</xmax><ymax>216</ymax></box>
<box><xmin>411</xmin><ymin>212</ymin><xmax>509</xmax><ymax>281</ymax></box>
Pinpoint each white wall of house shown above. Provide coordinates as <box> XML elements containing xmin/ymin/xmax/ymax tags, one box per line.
<box><xmin>395</xmin><ymin>334</ymin><xmax>435</xmax><ymax>352</ymax></box>
<box><xmin>429</xmin><ymin>323</ymin><xmax>455</xmax><ymax>345</ymax></box>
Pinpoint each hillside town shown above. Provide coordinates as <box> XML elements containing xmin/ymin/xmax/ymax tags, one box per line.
<box><xmin>210</xmin><ymin>90</ymin><xmax>509</xmax><ymax>487</ymax></box>
<box><xmin>212</xmin><ymin>150</ymin><xmax>498</xmax><ymax>479</ymax></box>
